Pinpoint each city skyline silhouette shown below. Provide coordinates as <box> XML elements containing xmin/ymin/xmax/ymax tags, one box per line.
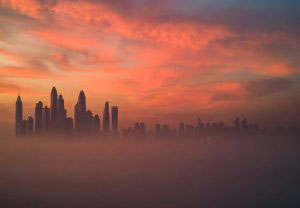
<box><xmin>14</xmin><ymin>86</ymin><xmax>299</xmax><ymax>138</ymax></box>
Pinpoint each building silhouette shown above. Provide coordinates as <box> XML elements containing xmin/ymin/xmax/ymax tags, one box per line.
<box><xmin>15</xmin><ymin>95</ymin><xmax>23</xmax><ymax>136</ymax></box>
<box><xmin>14</xmin><ymin>86</ymin><xmax>300</xmax><ymax>139</ymax></box>
<box><xmin>58</xmin><ymin>94</ymin><xmax>66</xmax><ymax>132</ymax></box>
<box><xmin>74</xmin><ymin>91</ymin><xmax>87</xmax><ymax>133</ymax></box>
<box><xmin>27</xmin><ymin>116</ymin><xmax>34</xmax><ymax>135</ymax></box>
<box><xmin>234</xmin><ymin>118</ymin><xmax>240</xmax><ymax>133</ymax></box>
<box><xmin>43</xmin><ymin>106</ymin><xmax>50</xmax><ymax>132</ymax></box>
<box><xmin>50</xmin><ymin>87</ymin><xmax>58</xmax><ymax>130</ymax></box>
<box><xmin>94</xmin><ymin>114</ymin><xmax>101</xmax><ymax>135</ymax></box>
<box><xmin>35</xmin><ymin>101</ymin><xmax>43</xmax><ymax>134</ymax></box>
<box><xmin>103</xmin><ymin>101</ymin><xmax>110</xmax><ymax>135</ymax></box>
<box><xmin>111</xmin><ymin>106</ymin><xmax>118</xmax><ymax>136</ymax></box>
<box><xmin>179</xmin><ymin>122</ymin><xmax>185</xmax><ymax>138</ymax></box>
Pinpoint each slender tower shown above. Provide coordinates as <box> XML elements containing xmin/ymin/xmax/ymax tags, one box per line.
<box><xmin>50</xmin><ymin>87</ymin><xmax>58</xmax><ymax>130</ymax></box>
<box><xmin>43</xmin><ymin>106</ymin><xmax>50</xmax><ymax>132</ymax></box>
<box><xmin>58</xmin><ymin>94</ymin><xmax>65</xmax><ymax>131</ymax></box>
<box><xmin>35</xmin><ymin>101</ymin><xmax>43</xmax><ymax>134</ymax></box>
<box><xmin>74</xmin><ymin>90</ymin><xmax>87</xmax><ymax>133</ymax></box>
<box><xmin>103</xmin><ymin>101</ymin><xmax>110</xmax><ymax>135</ymax></box>
<box><xmin>111</xmin><ymin>106</ymin><xmax>118</xmax><ymax>136</ymax></box>
<box><xmin>15</xmin><ymin>95</ymin><xmax>23</xmax><ymax>136</ymax></box>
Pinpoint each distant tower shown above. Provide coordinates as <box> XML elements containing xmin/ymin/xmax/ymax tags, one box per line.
<box><xmin>35</xmin><ymin>101</ymin><xmax>43</xmax><ymax>134</ymax></box>
<box><xmin>140</xmin><ymin>122</ymin><xmax>146</xmax><ymax>137</ymax></box>
<box><xmin>58</xmin><ymin>94</ymin><xmax>65</xmax><ymax>131</ymax></box>
<box><xmin>43</xmin><ymin>106</ymin><xmax>50</xmax><ymax>132</ymax></box>
<box><xmin>179</xmin><ymin>122</ymin><xmax>185</xmax><ymax>138</ymax></box>
<box><xmin>15</xmin><ymin>95</ymin><xmax>23</xmax><ymax>136</ymax></box>
<box><xmin>74</xmin><ymin>90</ymin><xmax>87</xmax><ymax>133</ymax></box>
<box><xmin>74</xmin><ymin>103</ymin><xmax>79</xmax><ymax>131</ymax></box>
<box><xmin>78</xmin><ymin>91</ymin><xmax>86</xmax><ymax>113</ymax></box>
<box><xmin>155</xmin><ymin>124</ymin><xmax>161</xmax><ymax>138</ymax></box>
<box><xmin>86</xmin><ymin>110</ymin><xmax>93</xmax><ymax>132</ymax></box>
<box><xmin>94</xmin><ymin>114</ymin><xmax>100</xmax><ymax>135</ymax></box>
<box><xmin>103</xmin><ymin>101</ymin><xmax>110</xmax><ymax>135</ymax></box>
<box><xmin>27</xmin><ymin>116</ymin><xmax>34</xmax><ymax>135</ymax></box>
<box><xmin>234</xmin><ymin>118</ymin><xmax>240</xmax><ymax>132</ymax></box>
<box><xmin>50</xmin><ymin>87</ymin><xmax>58</xmax><ymax>129</ymax></box>
<box><xmin>111</xmin><ymin>106</ymin><xmax>118</xmax><ymax>136</ymax></box>
<box><xmin>241</xmin><ymin>118</ymin><xmax>248</xmax><ymax>133</ymax></box>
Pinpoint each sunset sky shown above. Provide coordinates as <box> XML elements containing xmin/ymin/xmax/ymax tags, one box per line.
<box><xmin>0</xmin><ymin>0</ymin><xmax>299</xmax><ymax>128</ymax></box>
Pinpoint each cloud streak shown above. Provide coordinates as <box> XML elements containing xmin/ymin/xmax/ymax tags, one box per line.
<box><xmin>0</xmin><ymin>0</ymin><xmax>299</xmax><ymax>126</ymax></box>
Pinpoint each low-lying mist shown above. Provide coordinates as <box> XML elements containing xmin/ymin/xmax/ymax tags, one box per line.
<box><xmin>1</xmin><ymin>136</ymin><xmax>300</xmax><ymax>208</ymax></box>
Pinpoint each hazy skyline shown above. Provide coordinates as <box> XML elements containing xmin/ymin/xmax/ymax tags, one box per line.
<box><xmin>0</xmin><ymin>0</ymin><xmax>300</xmax><ymax>128</ymax></box>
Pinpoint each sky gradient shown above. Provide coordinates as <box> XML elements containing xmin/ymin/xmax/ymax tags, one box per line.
<box><xmin>0</xmin><ymin>0</ymin><xmax>299</xmax><ymax>128</ymax></box>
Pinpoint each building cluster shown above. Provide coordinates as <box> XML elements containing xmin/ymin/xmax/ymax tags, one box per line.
<box><xmin>15</xmin><ymin>87</ymin><xmax>118</xmax><ymax>137</ymax></box>
<box><xmin>16</xmin><ymin>87</ymin><xmax>299</xmax><ymax>138</ymax></box>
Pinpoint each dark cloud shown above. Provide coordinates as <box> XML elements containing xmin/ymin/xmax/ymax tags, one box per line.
<box><xmin>243</xmin><ymin>78</ymin><xmax>293</xmax><ymax>97</ymax></box>
<box><xmin>211</xmin><ymin>91</ymin><xmax>239</xmax><ymax>102</ymax></box>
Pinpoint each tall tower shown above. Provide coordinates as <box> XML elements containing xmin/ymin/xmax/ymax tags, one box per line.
<box><xmin>103</xmin><ymin>101</ymin><xmax>110</xmax><ymax>135</ymax></box>
<box><xmin>50</xmin><ymin>87</ymin><xmax>58</xmax><ymax>129</ymax></box>
<box><xmin>78</xmin><ymin>91</ymin><xmax>86</xmax><ymax>113</ymax></box>
<box><xmin>27</xmin><ymin>116</ymin><xmax>34</xmax><ymax>135</ymax></box>
<box><xmin>35</xmin><ymin>101</ymin><xmax>43</xmax><ymax>134</ymax></box>
<box><xmin>15</xmin><ymin>95</ymin><xmax>23</xmax><ymax>136</ymax></box>
<box><xmin>74</xmin><ymin>102</ymin><xmax>79</xmax><ymax>131</ymax></box>
<box><xmin>179</xmin><ymin>122</ymin><xmax>185</xmax><ymax>138</ymax></box>
<box><xmin>111</xmin><ymin>106</ymin><xmax>118</xmax><ymax>136</ymax></box>
<box><xmin>43</xmin><ymin>106</ymin><xmax>50</xmax><ymax>132</ymax></box>
<box><xmin>94</xmin><ymin>114</ymin><xmax>100</xmax><ymax>135</ymax></box>
<box><xmin>58</xmin><ymin>94</ymin><xmax>65</xmax><ymax>131</ymax></box>
<box><xmin>74</xmin><ymin>90</ymin><xmax>87</xmax><ymax>133</ymax></box>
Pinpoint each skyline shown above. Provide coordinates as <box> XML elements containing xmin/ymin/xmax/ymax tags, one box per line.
<box><xmin>0</xmin><ymin>0</ymin><xmax>300</xmax><ymax>128</ymax></box>
<box><xmin>15</xmin><ymin>86</ymin><xmax>299</xmax><ymax>138</ymax></box>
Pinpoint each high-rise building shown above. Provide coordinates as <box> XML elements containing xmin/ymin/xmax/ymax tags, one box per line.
<box><xmin>139</xmin><ymin>122</ymin><xmax>146</xmax><ymax>138</ymax></box>
<box><xmin>103</xmin><ymin>101</ymin><xmax>110</xmax><ymax>135</ymax></box>
<box><xmin>78</xmin><ymin>91</ymin><xmax>86</xmax><ymax>113</ymax></box>
<box><xmin>234</xmin><ymin>118</ymin><xmax>240</xmax><ymax>132</ymax></box>
<box><xmin>15</xmin><ymin>95</ymin><xmax>23</xmax><ymax>136</ymax></box>
<box><xmin>35</xmin><ymin>101</ymin><xmax>43</xmax><ymax>134</ymax></box>
<box><xmin>86</xmin><ymin>110</ymin><xmax>93</xmax><ymax>132</ymax></box>
<box><xmin>155</xmin><ymin>124</ymin><xmax>161</xmax><ymax>138</ymax></box>
<box><xmin>58</xmin><ymin>94</ymin><xmax>65</xmax><ymax>131</ymax></box>
<box><xmin>179</xmin><ymin>122</ymin><xmax>185</xmax><ymax>138</ymax></box>
<box><xmin>111</xmin><ymin>106</ymin><xmax>118</xmax><ymax>136</ymax></box>
<box><xmin>74</xmin><ymin>102</ymin><xmax>79</xmax><ymax>131</ymax></box>
<box><xmin>74</xmin><ymin>91</ymin><xmax>87</xmax><ymax>133</ymax></box>
<box><xmin>43</xmin><ymin>106</ymin><xmax>50</xmax><ymax>132</ymax></box>
<box><xmin>241</xmin><ymin>118</ymin><xmax>248</xmax><ymax>133</ymax></box>
<box><xmin>94</xmin><ymin>114</ymin><xmax>100</xmax><ymax>135</ymax></box>
<box><xmin>27</xmin><ymin>116</ymin><xmax>34</xmax><ymax>135</ymax></box>
<box><xmin>50</xmin><ymin>87</ymin><xmax>58</xmax><ymax>130</ymax></box>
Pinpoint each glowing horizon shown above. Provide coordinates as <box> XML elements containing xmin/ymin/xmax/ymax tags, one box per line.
<box><xmin>0</xmin><ymin>0</ymin><xmax>299</xmax><ymax>128</ymax></box>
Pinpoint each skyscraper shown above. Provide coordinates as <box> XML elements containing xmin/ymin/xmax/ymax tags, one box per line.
<box><xmin>35</xmin><ymin>101</ymin><xmax>43</xmax><ymax>134</ymax></box>
<box><xmin>50</xmin><ymin>87</ymin><xmax>58</xmax><ymax>130</ymax></box>
<box><xmin>27</xmin><ymin>116</ymin><xmax>34</xmax><ymax>135</ymax></box>
<box><xmin>15</xmin><ymin>95</ymin><xmax>23</xmax><ymax>136</ymax></box>
<box><xmin>103</xmin><ymin>101</ymin><xmax>110</xmax><ymax>135</ymax></box>
<box><xmin>179</xmin><ymin>122</ymin><xmax>185</xmax><ymax>138</ymax></box>
<box><xmin>234</xmin><ymin>118</ymin><xmax>240</xmax><ymax>133</ymax></box>
<box><xmin>94</xmin><ymin>114</ymin><xmax>100</xmax><ymax>135</ymax></box>
<box><xmin>74</xmin><ymin>102</ymin><xmax>79</xmax><ymax>131</ymax></box>
<box><xmin>58</xmin><ymin>94</ymin><xmax>65</xmax><ymax>131</ymax></box>
<box><xmin>111</xmin><ymin>106</ymin><xmax>118</xmax><ymax>136</ymax></box>
<box><xmin>43</xmin><ymin>106</ymin><xmax>50</xmax><ymax>132</ymax></box>
<box><xmin>74</xmin><ymin>90</ymin><xmax>87</xmax><ymax>133</ymax></box>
